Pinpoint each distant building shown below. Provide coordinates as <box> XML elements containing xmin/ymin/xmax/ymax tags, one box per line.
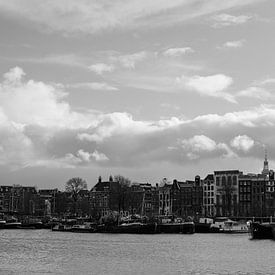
<box><xmin>262</xmin><ymin>149</ymin><xmax>270</xmax><ymax>177</ymax></box>
<box><xmin>162</xmin><ymin>177</ymin><xmax>203</xmax><ymax>218</ymax></box>
<box><xmin>159</xmin><ymin>183</ymin><xmax>172</xmax><ymax>216</ymax></box>
<box><xmin>214</xmin><ymin>170</ymin><xmax>242</xmax><ymax>217</ymax></box>
<box><xmin>90</xmin><ymin>177</ymin><xmax>120</xmax><ymax>217</ymax></box>
<box><xmin>203</xmin><ymin>174</ymin><xmax>215</xmax><ymax>217</ymax></box>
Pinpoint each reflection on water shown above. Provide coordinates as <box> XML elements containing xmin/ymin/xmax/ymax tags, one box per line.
<box><xmin>0</xmin><ymin>230</ymin><xmax>274</xmax><ymax>274</ymax></box>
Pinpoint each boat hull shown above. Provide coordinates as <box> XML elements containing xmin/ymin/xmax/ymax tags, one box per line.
<box><xmin>195</xmin><ymin>223</ymin><xmax>211</xmax><ymax>233</ymax></box>
<box><xmin>157</xmin><ymin>222</ymin><xmax>195</xmax><ymax>234</ymax></box>
<box><xmin>250</xmin><ymin>222</ymin><xmax>275</xmax><ymax>239</ymax></box>
<box><xmin>97</xmin><ymin>223</ymin><xmax>157</xmax><ymax>234</ymax></box>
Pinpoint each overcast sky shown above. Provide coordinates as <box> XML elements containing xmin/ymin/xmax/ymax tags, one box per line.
<box><xmin>0</xmin><ymin>0</ymin><xmax>274</xmax><ymax>189</ymax></box>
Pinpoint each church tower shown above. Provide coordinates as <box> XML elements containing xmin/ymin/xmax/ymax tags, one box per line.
<box><xmin>262</xmin><ymin>149</ymin><xmax>269</xmax><ymax>177</ymax></box>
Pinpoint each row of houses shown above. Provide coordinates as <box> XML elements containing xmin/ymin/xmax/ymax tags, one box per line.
<box><xmin>1</xmin><ymin>156</ymin><xmax>275</xmax><ymax>219</ymax></box>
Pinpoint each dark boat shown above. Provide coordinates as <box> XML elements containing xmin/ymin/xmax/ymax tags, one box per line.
<box><xmin>157</xmin><ymin>222</ymin><xmax>195</xmax><ymax>234</ymax></box>
<box><xmin>0</xmin><ymin>220</ymin><xmax>6</xmax><ymax>229</ymax></box>
<box><xmin>19</xmin><ymin>218</ymin><xmax>44</xmax><ymax>229</ymax></box>
<box><xmin>4</xmin><ymin>221</ymin><xmax>22</xmax><ymax>229</ymax></box>
<box><xmin>114</xmin><ymin>222</ymin><xmax>157</xmax><ymax>234</ymax></box>
<box><xmin>195</xmin><ymin>222</ymin><xmax>211</xmax><ymax>233</ymax></box>
<box><xmin>97</xmin><ymin>222</ymin><xmax>157</xmax><ymax>234</ymax></box>
<box><xmin>20</xmin><ymin>221</ymin><xmax>44</xmax><ymax>229</ymax></box>
<box><xmin>71</xmin><ymin>223</ymin><xmax>97</xmax><ymax>233</ymax></box>
<box><xmin>250</xmin><ymin>222</ymin><xmax>275</xmax><ymax>239</ymax></box>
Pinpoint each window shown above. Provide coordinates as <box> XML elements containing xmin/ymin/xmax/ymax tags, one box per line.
<box><xmin>216</xmin><ymin>195</ymin><xmax>220</xmax><ymax>204</ymax></box>
<box><xmin>222</xmin><ymin>176</ymin><xmax>226</xmax><ymax>186</ymax></box>
<box><xmin>233</xmin><ymin>175</ymin><xmax>237</xmax><ymax>185</ymax></box>
<box><xmin>228</xmin><ymin>176</ymin><xmax>232</xmax><ymax>185</ymax></box>
<box><xmin>216</xmin><ymin>177</ymin><xmax>220</xmax><ymax>186</ymax></box>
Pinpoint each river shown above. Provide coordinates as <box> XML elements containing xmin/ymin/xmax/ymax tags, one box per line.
<box><xmin>0</xmin><ymin>230</ymin><xmax>274</xmax><ymax>274</ymax></box>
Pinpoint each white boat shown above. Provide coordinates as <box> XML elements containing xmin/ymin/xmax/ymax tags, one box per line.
<box><xmin>222</xmin><ymin>219</ymin><xmax>249</xmax><ymax>233</ymax></box>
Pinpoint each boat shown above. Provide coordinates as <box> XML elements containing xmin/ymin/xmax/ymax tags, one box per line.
<box><xmin>157</xmin><ymin>221</ymin><xmax>195</xmax><ymax>234</ymax></box>
<box><xmin>71</xmin><ymin>223</ymin><xmax>97</xmax><ymax>233</ymax></box>
<box><xmin>20</xmin><ymin>218</ymin><xmax>44</xmax><ymax>229</ymax></box>
<box><xmin>195</xmin><ymin>218</ymin><xmax>213</xmax><ymax>233</ymax></box>
<box><xmin>52</xmin><ymin>223</ymin><xmax>73</xmax><ymax>232</ymax></box>
<box><xmin>222</xmin><ymin>220</ymin><xmax>249</xmax><ymax>233</ymax></box>
<box><xmin>4</xmin><ymin>220</ymin><xmax>22</xmax><ymax>229</ymax></box>
<box><xmin>250</xmin><ymin>222</ymin><xmax>275</xmax><ymax>239</ymax></box>
<box><xmin>0</xmin><ymin>220</ymin><xmax>6</xmax><ymax>229</ymax></box>
<box><xmin>155</xmin><ymin>216</ymin><xmax>195</xmax><ymax>234</ymax></box>
<box><xmin>113</xmin><ymin>222</ymin><xmax>157</xmax><ymax>234</ymax></box>
<box><xmin>97</xmin><ymin>222</ymin><xmax>157</xmax><ymax>234</ymax></box>
<box><xmin>209</xmin><ymin>217</ymin><xmax>229</xmax><ymax>233</ymax></box>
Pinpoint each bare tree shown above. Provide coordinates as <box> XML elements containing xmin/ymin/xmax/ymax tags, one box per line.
<box><xmin>65</xmin><ymin>177</ymin><xmax>87</xmax><ymax>214</ymax></box>
<box><xmin>114</xmin><ymin>175</ymin><xmax>131</xmax><ymax>213</ymax></box>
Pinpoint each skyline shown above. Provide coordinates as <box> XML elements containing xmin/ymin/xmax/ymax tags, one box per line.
<box><xmin>0</xmin><ymin>0</ymin><xmax>275</xmax><ymax>189</ymax></box>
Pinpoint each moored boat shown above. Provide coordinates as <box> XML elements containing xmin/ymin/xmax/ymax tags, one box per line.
<box><xmin>222</xmin><ymin>220</ymin><xmax>249</xmax><ymax>234</ymax></box>
<box><xmin>71</xmin><ymin>223</ymin><xmax>97</xmax><ymax>233</ymax></box>
<box><xmin>52</xmin><ymin>223</ymin><xmax>73</xmax><ymax>232</ymax></box>
<box><xmin>157</xmin><ymin>222</ymin><xmax>195</xmax><ymax>234</ymax></box>
<box><xmin>4</xmin><ymin>220</ymin><xmax>22</xmax><ymax>229</ymax></box>
<box><xmin>114</xmin><ymin>222</ymin><xmax>157</xmax><ymax>234</ymax></box>
<box><xmin>250</xmin><ymin>222</ymin><xmax>275</xmax><ymax>239</ymax></box>
<box><xmin>195</xmin><ymin>218</ymin><xmax>213</xmax><ymax>233</ymax></box>
<box><xmin>0</xmin><ymin>220</ymin><xmax>6</xmax><ymax>229</ymax></box>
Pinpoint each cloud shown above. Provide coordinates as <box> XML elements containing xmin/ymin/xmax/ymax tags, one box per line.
<box><xmin>0</xmin><ymin>0</ymin><xmax>261</xmax><ymax>34</ymax></box>
<box><xmin>219</xmin><ymin>40</ymin><xmax>245</xmax><ymax>49</ymax></box>
<box><xmin>181</xmin><ymin>135</ymin><xmax>217</xmax><ymax>152</ymax></box>
<box><xmin>3</xmin><ymin>66</ymin><xmax>25</xmax><ymax>83</ymax></box>
<box><xmin>115</xmin><ymin>51</ymin><xmax>147</xmax><ymax>69</ymax></box>
<box><xmin>1</xmin><ymin>67</ymin><xmax>275</xmax><ymax>170</ymax></box>
<box><xmin>177</xmin><ymin>74</ymin><xmax>235</xmax><ymax>102</ymax></box>
<box><xmin>258</xmin><ymin>78</ymin><xmax>275</xmax><ymax>86</ymax></box>
<box><xmin>163</xmin><ymin>47</ymin><xmax>194</xmax><ymax>57</ymax></box>
<box><xmin>230</xmin><ymin>135</ymin><xmax>255</xmax><ymax>152</ymax></box>
<box><xmin>91</xmin><ymin>150</ymin><xmax>109</xmax><ymax>162</ymax></box>
<box><xmin>88</xmin><ymin>63</ymin><xmax>114</xmax><ymax>75</ymax></box>
<box><xmin>236</xmin><ymin>86</ymin><xmax>272</xmax><ymax>100</ymax></box>
<box><xmin>67</xmin><ymin>82</ymin><xmax>118</xmax><ymax>91</ymax></box>
<box><xmin>180</xmin><ymin>135</ymin><xmax>235</xmax><ymax>160</ymax></box>
<box><xmin>212</xmin><ymin>13</ymin><xmax>252</xmax><ymax>28</ymax></box>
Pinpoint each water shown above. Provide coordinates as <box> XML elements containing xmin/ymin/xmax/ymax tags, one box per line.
<box><xmin>0</xmin><ymin>230</ymin><xmax>274</xmax><ymax>275</ymax></box>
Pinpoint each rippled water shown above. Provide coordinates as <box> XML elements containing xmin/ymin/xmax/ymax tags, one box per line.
<box><xmin>0</xmin><ymin>230</ymin><xmax>274</xmax><ymax>274</ymax></box>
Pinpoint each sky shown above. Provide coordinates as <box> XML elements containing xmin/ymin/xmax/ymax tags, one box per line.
<box><xmin>0</xmin><ymin>0</ymin><xmax>274</xmax><ymax>190</ymax></box>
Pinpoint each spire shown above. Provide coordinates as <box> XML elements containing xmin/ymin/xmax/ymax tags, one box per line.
<box><xmin>262</xmin><ymin>148</ymin><xmax>269</xmax><ymax>176</ymax></box>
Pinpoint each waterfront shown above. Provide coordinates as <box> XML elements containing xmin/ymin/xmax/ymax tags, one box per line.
<box><xmin>0</xmin><ymin>230</ymin><xmax>274</xmax><ymax>274</ymax></box>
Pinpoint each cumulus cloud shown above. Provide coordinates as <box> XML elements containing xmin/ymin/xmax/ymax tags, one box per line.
<box><xmin>1</xmin><ymin>66</ymin><xmax>275</xmax><ymax>169</ymax></box>
<box><xmin>163</xmin><ymin>47</ymin><xmax>194</xmax><ymax>57</ymax></box>
<box><xmin>88</xmin><ymin>63</ymin><xmax>114</xmax><ymax>75</ymax></box>
<box><xmin>230</xmin><ymin>135</ymin><xmax>255</xmax><ymax>152</ymax></box>
<box><xmin>177</xmin><ymin>74</ymin><xmax>235</xmax><ymax>102</ymax></box>
<box><xmin>181</xmin><ymin>135</ymin><xmax>217</xmax><ymax>152</ymax></box>
<box><xmin>212</xmin><ymin>13</ymin><xmax>252</xmax><ymax>28</ymax></box>
<box><xmin>91</xmin><ymin>150</ymin><xmax>109</xmax><ymax>162</ymax></box>
<box><xmin>180</xmin><ymin>135</ymin><xmax>236</xmax><ymax>159</ymax></box>
<box><xmin>3</xmin><ymin>66</ymin><xmax>25</xmax><ymax>83</ymax></box>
